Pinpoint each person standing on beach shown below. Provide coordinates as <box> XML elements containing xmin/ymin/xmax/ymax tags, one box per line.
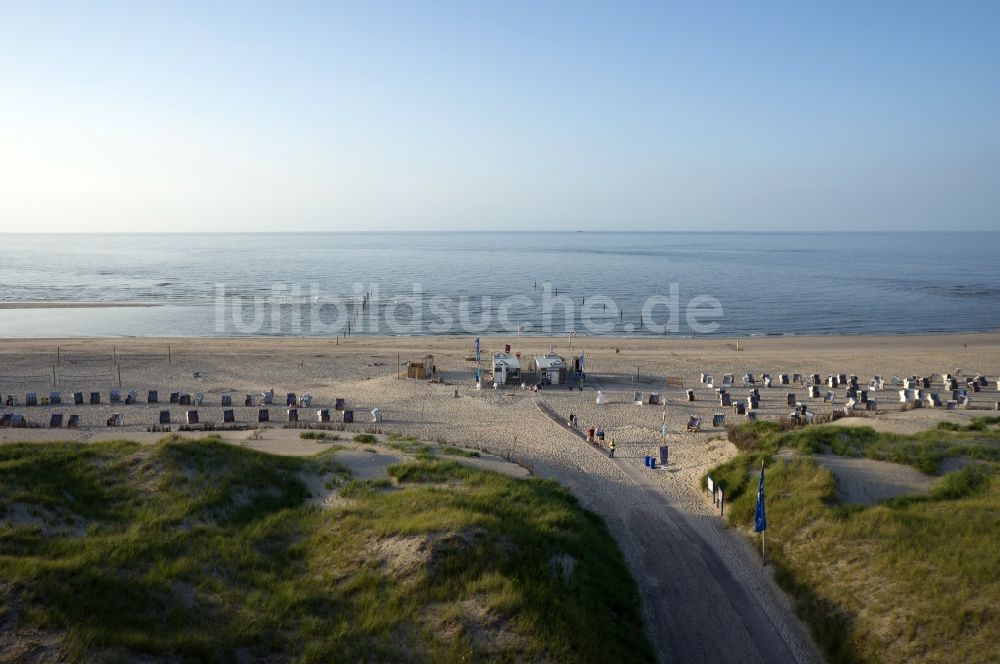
<box><xmin>609</xmin><ymin>438</ymin><xmax>616</xmax><ymax>458</ymax></box>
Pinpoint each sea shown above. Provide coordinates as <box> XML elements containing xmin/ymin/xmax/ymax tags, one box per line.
<box><xmin>2</xmin><ymin>232</ymin><xmax>999</xmax><ymax>339</ymax></box>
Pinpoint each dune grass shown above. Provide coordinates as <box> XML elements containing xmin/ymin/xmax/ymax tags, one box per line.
<box><xmin>709</xmin><ymin>423</ymin><xmax>1000</xmax><ymax>663</ymax></box>
<box><xmin>0</xmin><ymin>436</ymin><xmax>652</xmax><ymax>663</ymax></box>
<box><xmin>722</xmin><ymin>418</ymin><xmax>1000</xmax><ymax>475</ymax></box>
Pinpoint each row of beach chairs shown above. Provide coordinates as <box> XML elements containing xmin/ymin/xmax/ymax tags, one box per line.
<box><xmin>1</xmin><ymin>407</ymin><xmax>361</xmax><ymax>429</ymax></box>
<box><xmin>4</xmin><ymin>390</ymin><xmax>338</xmax><ymax>408</ymax></box>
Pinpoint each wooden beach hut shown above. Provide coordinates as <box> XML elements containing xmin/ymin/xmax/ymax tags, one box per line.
<box><xmin>407</xmin><ymin>354</ymin><xmax>435</xmax><ymax>379</ymax></box>
<box><xmin>532</xmin><ymin>351</ymin><xmax>567</xmax><ymax>385</ymax></box>
<box><xmin>491</xmin><ymin>352</ymin><xmax>521</xmax><ymax>385</ymax></box>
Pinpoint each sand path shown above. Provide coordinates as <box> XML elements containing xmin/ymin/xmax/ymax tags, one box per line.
<box><xmin>526</xmin><ymin>401</ymin><xmax>817</xmax><ymax>664</ymax></box>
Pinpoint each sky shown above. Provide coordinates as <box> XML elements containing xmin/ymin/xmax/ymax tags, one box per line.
<box><xmin>1</xmin><ymin>1</ymin><xmax>998</xmax><ymax>232</ymax></box>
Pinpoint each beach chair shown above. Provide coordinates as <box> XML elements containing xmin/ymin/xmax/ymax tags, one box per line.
<box><xmin>170</xmin><ymin>392</ymin><xmax>180</xmax><ymax>404</ymax></box>
<box><xmin>287</xmin><ymin>408</ymin><xmax>298</xmax><ymax>422</ymax></box>
<box><xmin>722</xmin><ymin>374</ymin><xmax>734</xmax><ymax>389</ymax></box>
<box><xmin>779</xmin><ymin>374</ymin><xmax>789</xmax><ymax>385</ymax></box>
<box><xmin>126</xmin><ymin>390</ymin><xmax>138</xmax><ymax>405</ymax></box>
<box><xmin>106</xmin><ymin>413</ymin><xmax>123</xmax><ymax>427</ymax></box>
<box><xmin>746</xmin><ymin>411</ymin><xmax>758</xmax><ymax>422</ymax></box>
<box><xmin>258</xmin><ymin>409</ymin><xmax>270</xmax><ymax>423</ymax></box>
<box><xmin>221</xmin><ymin>394</ymin><xmax>232</xmax><ymax>407</ymax></box>
<box><xmin>286</xmin><ymin>393</ymin><xmax>297</xmax><ymax>407</ymax></box>
<box><xmin>734</xmin><ymin>402</ymin><xmax>746</xmax><ymax>415</ymax></box>
<box><xmin>299</xmin><ymin>394</ymin><xmax>312</xmax><ymax>407</ymax></box>
<box><xmin>179</xmin><ymin>393</ymin><xmax>191</xmax><ymax>406</ymax></box>
<box><xmin>25</xmin><ymin>392</ymin><xmax>38</xmax><ymax>406</ymax></box>
<box><xmin>317</xmin><ymin>409</ymin><xmax>330</xmax><ymax>422</ymax></box>
<box><xmin>262</xmin><ymin>390</ymin><xmax>274</xmax><ymax>405</ymax></box>
<box><xmin>49</xmin><ymin>391</ymin><xmax>61</xmax><ymax>404</ymax></box>
<box><xmin>719</xmin><ymin>393</ymin><xmax>732</xmax><ymax>407</ymax></box>
<box><xmin>633</xmin><ymin>391</ymin><xmax>642</xmax><ymax>405</ymax></box>
<box><xmin>334</xmin><ymin>398</ymin><xmax>346</xmax><ymax>411</ymax></box>
<box><xmin>686</xmin><ymin>417</ymin><xmax>701</xmax><ymax>433</ymax></box>
<box><xmin>712</xmin><ymin>412</ymin><xmax>725</xmax><ymax>427</ymax></box>
<box><xmin>762</xmin><ymin>376</ymin><xmax>772</xmax><ymax>388</ymax></box>
<box><xmin>748</xmin><ymin>396</ymin><xmax>759</xmax><ymax>410</ymax></box>
<box><xmin>704</xmin><ymin>375</ymin><xmax>714</xmax><ymax>388</ymax></box>
<box><xmin>371</xmin><ymin>408</ymin><xmax>382</xmax><ymax>423</ymax></box>
<box><xmin>49</xmin><ymin>413</ymin><xmax>63</xmax><ymax>428</ymax></box>
<box><xmin>186</xmin><ymin>410</ymin><xmax>199</xmax><ymax>425</ymax></box>
<box><xmin>67</xmin><ymin>414</ymin><xmax>80</xmax><ymax>429</ymax></box>
<box><xmin>223</xmin><ymin>409</ymin><xmax>235</xmax><ymax>423</ymax></box>
<box><xmin>786</xmin><ymin>393</ymin><xmax>796</xmax><ymax>406</ymax></box>
<box><xmin>245</xmin><ymin>394</ymin><xmax>254</xmax><ymax>407</ymax></box>
<box><xmin>793</xmin><ymin>373</ymin><xmax>802</xmax><ymax>383</ymax></box>
<box><xmin>685</xmin><ymin>389</ymin><xmax>695</xmax><ymax>402</ymax></box>
<box><xmin>90</xmin><ymin>392</ymin><xmax>101</xmax><ymax>405</ymax></box>
<box><xmin>648</xmin><ymin>393</ymin><xmax>660</xmax><ymax>405</ymax></box>
<box><xmin>4</xmin><ymin>395</ymin><xmax>15</xmax><ymax>407</ymax></box>
<box><xmin>808</xmin><ymin>385</ymin><xmax>820</xmax><ymax>398</ymax></box>
<box><xmin>109</xmin><ymin>389</ymin><xmax>121</xmax><ymax>404</ymax></box>
<box><xmin>159</xmin><ymin>410</ymin><xmax>171</xmax><ymax>424</ymax></box>
<box><xmin>148</xmin><ymin>390</ymin><xmax>159</xmax><ymax>403</ymax></box>
<box><xmin>343</xmin><ymin>410</ymin><xmax>354</xmax><ymax>423</ymax></box>
<box><xmin>194</xmin><ymin>393</ymin><xmax>205</xmax><ymax>406</ymax></box>
<box><xmin>700</xmin><ymin>373</ymin><xmax>708</xmax><ymax>384</ymax></box>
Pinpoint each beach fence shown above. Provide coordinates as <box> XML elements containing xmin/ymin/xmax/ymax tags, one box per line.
<box><xmin>0</xmin><ymin>372</ymin><xmax>53</xmax><ymax>388</ymax></box>
<box><xmin>55</xmin><ymin>345</ymin><xmax>172</xmax><ymax>365</ymax></box>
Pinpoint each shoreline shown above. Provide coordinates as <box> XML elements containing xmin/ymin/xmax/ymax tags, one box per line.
<box><xmin>0</xmin><ymin>330</ymin><xmax>997</xmax><ymax>345</ymax></box>
<box><xmin>0</xmin><ymin>302</ymin><xmax>161</xmax><ymax>309</ymax></box>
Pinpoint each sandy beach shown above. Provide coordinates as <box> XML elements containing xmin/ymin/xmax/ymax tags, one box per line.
<box><xmin>2</xmin><ymin>332</ymin><xmax>999</xmax><ymax>663</ymax></box>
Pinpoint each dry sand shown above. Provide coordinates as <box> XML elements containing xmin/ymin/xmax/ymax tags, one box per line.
<box><xmin>2</xmin><ymin>332</ymin><xmax>999</xmax><ymax>663</ymax></box>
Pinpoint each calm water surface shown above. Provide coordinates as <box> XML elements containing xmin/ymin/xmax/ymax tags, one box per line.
<box><xmin>1</xmin><ymin>232</ymin><xmax>999</xmax><ymax>338</ymax></box>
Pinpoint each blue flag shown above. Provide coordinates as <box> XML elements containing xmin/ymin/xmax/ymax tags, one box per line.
<box><xmin>474</xmin><ymin>337</ymin><xmax>480</xmax><ymax>361</ymax></box>
<box><xmin>754</xmin><ymin>463</ymin><xmax>767</xmax><ymax>532</ymax></box>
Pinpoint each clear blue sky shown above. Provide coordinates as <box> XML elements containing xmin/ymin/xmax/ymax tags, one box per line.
<box><xmin>1</xmin><ymin>1</ymin><xmax>998</xmax><ymax>232</ymax></box>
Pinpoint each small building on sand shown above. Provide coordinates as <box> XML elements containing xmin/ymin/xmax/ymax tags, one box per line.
<box><xmin>532</xmin><ymin>351</ymin><xmax>567</xmax><ymax>385</ymax></box>
<box><xmin>407</xmin><ymin>354</ymin><xmax>435</xmax><ymax>379</ymax></box>
<box><xmin>492</xmin><ymin>352</ymin><xmax>521</xmax><ymax>385</ymax></box>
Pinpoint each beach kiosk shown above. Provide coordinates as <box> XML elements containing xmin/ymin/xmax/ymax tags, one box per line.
<box><xmin>407</xmin><ymin>355</ymin><xmax>435</xmax><ymax>379</ymax></box>
<box><xmin>532</xmin><ymin>351</ymin><xmax>567</xmax><ymax>385</ymax></box>
<box><xmin>492</xmin><ymin>352</ymin><xmax>521</xmax><ymax>385</ymax></box>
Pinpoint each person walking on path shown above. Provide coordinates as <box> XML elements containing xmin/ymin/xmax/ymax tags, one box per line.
<box><xmin>609</xmin><ymin>438</ymin><xmax>616</xmax><ymax>458</ymax></box>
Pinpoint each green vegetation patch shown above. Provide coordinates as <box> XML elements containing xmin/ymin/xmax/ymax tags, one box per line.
<box><xmin>299</xmin><ymin>431</ymin><xmax>341</xmax><ymax>442</ymax></box>
<box><xmin>0</xmin><ymin>437</ymin><xmax>652</xmax><ymax>663</ymax></box>
<box><xmin>709</xmin><ymin>423</ymin><xmax>1000</xmax><ymax>664</ymax></box>
<box><xmin>725</xmin><ymin>420</ymin><xmax>1000</xmax><ymax>474</ymax></box>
